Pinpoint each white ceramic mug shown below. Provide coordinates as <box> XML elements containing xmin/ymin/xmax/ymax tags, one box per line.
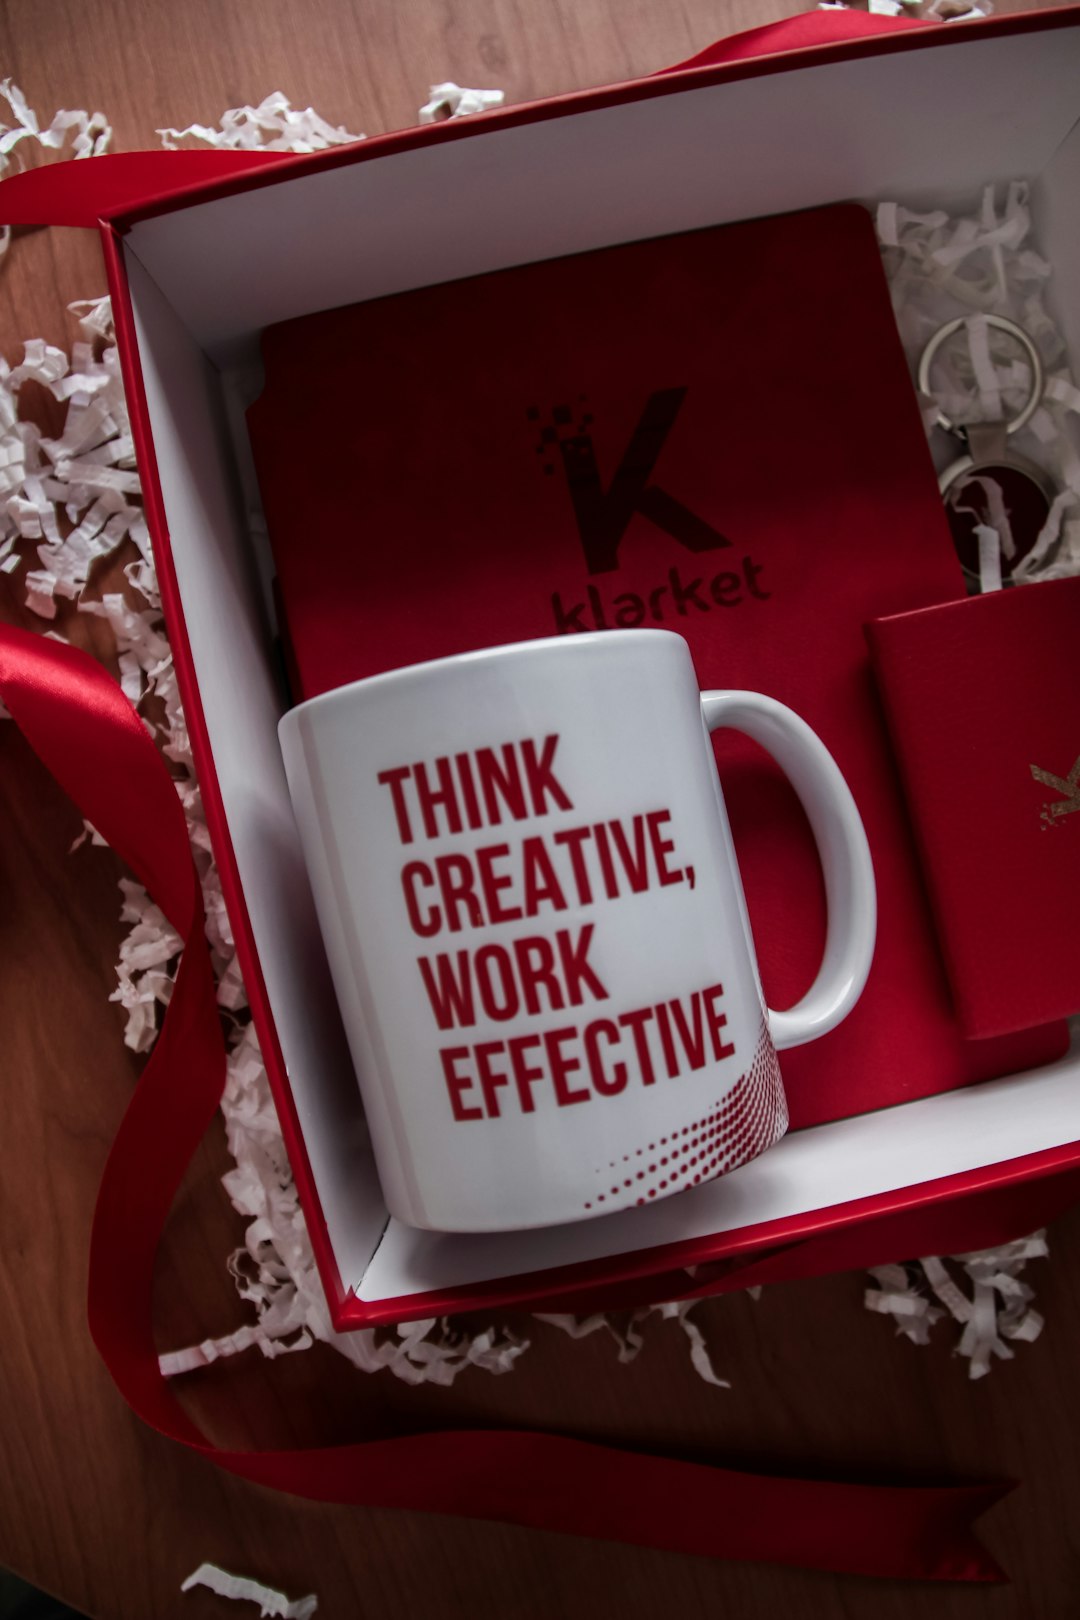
<box><xmin>279</xmin><ymin>629</ymin><xmax>875</xmax><ymax>1232</ymax></box>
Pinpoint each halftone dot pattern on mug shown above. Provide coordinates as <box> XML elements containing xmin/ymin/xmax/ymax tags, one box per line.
<box><xmin>583</xmin><ymin>1022</ymin><xmax>786</xmax><ymax>1213</ymax></box>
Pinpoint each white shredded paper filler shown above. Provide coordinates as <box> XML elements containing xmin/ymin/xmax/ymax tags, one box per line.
<box><xmin>0</xmin><ymin>84</ymin><xmax>1067</xmax><ymax>1389</ymax></box>
<box><xmin>418</xmin><ymin>82</ymin><xmax>505</xmax><ymax>124</ymax></box>
<box><xmin>535</xmin><ymin>1299</ymin><xmax>731</xmax><ymax>1386</ymax></box>
<box><xmin>822</xmin><ymin>0</ymin><xmax>993</xmax><ymax>14</ymax></box>
<box><xmin>866</xmin><ymin>1234</ymin><xmax>1048</xmax><ymax>1379</ymax></box>
<box><xmin>158</xmin><ymin>91</ymin><xmax>362</xmax><ymax>153</ymax></box>
<box><xmin>0</xmin><ymin>80</ymin><xmax>111</xmax><ymax>262</ymax></box>
<box><xmin>181</xmin><ymin>1563</ymin><xmax>316</xmax><ymax>1620</ymax></box>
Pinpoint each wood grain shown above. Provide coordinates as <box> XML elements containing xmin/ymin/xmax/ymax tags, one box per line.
<box><xmin>1</xmin><ymin>2</ymin><xmax>1079</xmax><ymax>1615</ymax></box>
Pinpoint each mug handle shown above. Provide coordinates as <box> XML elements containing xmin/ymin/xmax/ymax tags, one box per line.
<box><xmin>700</xmin><ymin>691</ymin><xmax>876</xmax><ymax>1051</ymax></box>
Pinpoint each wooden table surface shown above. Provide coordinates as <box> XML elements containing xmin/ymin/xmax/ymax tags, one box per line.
<box><xmin>3</xmin><ymin>1</ymin><xmax>1080</xmax><ymax>1616</ymax></box>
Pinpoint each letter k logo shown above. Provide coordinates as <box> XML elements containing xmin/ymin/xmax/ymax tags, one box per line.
<box><xmin>533</xmin><ymin>389</ymin><xmax>731</xmax><ymax>575</ymax></box>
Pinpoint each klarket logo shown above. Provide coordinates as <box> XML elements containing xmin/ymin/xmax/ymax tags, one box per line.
<box><xmin>529</xmin><ymin>389</ymin><xmax>731</xmax><ymax>574</ymax></box>
<box><xmin>529</xmin><ymin>389</ymin><xmax>770</xmax><ymax>634</ymax></box>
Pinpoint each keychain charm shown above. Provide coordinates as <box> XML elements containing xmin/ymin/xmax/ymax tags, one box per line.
<box><xmin>918</xmin><ymin>314</ymin><xmax>1055</xmax><ymax>591</ymax></box>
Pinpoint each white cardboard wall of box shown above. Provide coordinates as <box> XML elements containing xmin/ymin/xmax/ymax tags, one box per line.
<box><xmin>119</xmin><ymin>15</ymin><xmax>1080</xmax><ymax>1314</ymax></box>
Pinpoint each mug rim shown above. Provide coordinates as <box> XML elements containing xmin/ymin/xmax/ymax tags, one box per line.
<box><xmin>278</xmin><ymin>628</ymin><xmax>692</xmax><ymax>736</ymax></box>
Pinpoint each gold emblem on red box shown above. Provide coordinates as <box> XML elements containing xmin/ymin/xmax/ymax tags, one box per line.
<box><xmin>1031</xmin><ymin>757</ymin><xmax>1080</xmax><ymax>828</ymax></box>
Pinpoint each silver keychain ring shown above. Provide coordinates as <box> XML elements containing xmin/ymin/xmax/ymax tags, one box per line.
<box><xmin>937</xmin><ymin>450</ymin><xmax>1056</xmax><ymax>589</ymax></box>
<box><xmin>917</xmin><ymin>313</ymin><xmax>1044</xmax><ymax>438</ymax></box>
<box><xmin>938</xmin><ymin>447</ymin><xmax>1056</xmax><ymax>500</ymax></box>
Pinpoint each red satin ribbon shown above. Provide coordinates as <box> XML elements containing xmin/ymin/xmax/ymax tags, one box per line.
<box><xmin>657</xmin><ymin>8</ymin><xmax>936</xmax><ymax>73</ymax></box>
<box><xmin>0</xmin><ymin>618</ymin><xmax>1017</xmax><ymax>1582</ymax></box>
<box><xmin>0</xmin><ymin>148</ymin><xmax>292</xmax><ymax>229</ymax></box>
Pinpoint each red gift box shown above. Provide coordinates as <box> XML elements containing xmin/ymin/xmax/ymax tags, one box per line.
<box><xmin>7</xmin><ymin>6</ymin><xmax>1080</xmax><ymax>1338</ymax></box>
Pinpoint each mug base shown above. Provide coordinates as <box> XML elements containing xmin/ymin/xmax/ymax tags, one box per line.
<box><xmin>395</xmin><ymin>1028</ymin><xmax>789</xmax><ymax>1234</ymax></box>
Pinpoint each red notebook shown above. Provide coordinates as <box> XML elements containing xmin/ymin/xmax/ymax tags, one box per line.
<box><xmin>248</xmin><ymin>204</ymin><xmax>1067</xmax><ymax>1129</ymax></box>
<box><xmin>868</xmin><ymin>577</ymin><xmax>1080</xmax><ymax>1038</ymax></box>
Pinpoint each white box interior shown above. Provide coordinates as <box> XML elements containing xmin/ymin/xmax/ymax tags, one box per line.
<box><xmin>125</xmin><ymin>19</ymin><xmax>1080</xmax><ymax>1303</ymax></box>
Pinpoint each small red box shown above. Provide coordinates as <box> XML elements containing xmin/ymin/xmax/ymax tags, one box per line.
<box><xmin>868</xmin><ymin>577</ymin><xmax>1080</xmax><ymax>1038</ymax></box>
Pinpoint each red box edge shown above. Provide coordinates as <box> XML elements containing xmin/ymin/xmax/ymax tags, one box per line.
<box><xmin>102</xmin><ymin>6</ymin><xmax>1080</xmax><ymax>233</ymax></box>
<box><xmin>340</xmin><ymin>1135</ymin><xmax>1080</xmax><ymax>1327</ymax></box>
<box><xmin>100</xmin><ymin>221</ymin><xmax>354</xmax><ymax>1320</ymax></box>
